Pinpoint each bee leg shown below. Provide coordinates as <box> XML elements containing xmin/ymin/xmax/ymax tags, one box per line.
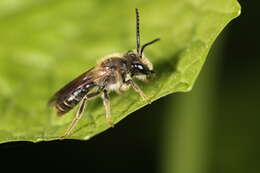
<box><xmin>115</xmin><ymin>71</ymin><xmax>124</xmax><ymax>95</ymax></box>
<box><xmin>101</xmin><ymin>89</ymin><xmax>114</xmax><ymax>127</ymax></box>
<box><xmin>60</xmin><ymin>96</ymin><xmax>88</xmax><ymax>139</ymax></box>
<box><xmin>125</xmin><ymin>79</ymin><xmax>151</xmax><ymax>104</ymax></box>
<box><xmin>60</xmin><ymin>86</ymin><xmax>106</xmax><ymax>139</ymax></box>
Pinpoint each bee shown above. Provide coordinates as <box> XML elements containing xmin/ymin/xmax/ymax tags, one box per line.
<box><xmin>48</xmin><ymin>8</ymin><xmax>160</xmax><ymax>139</ymax></box>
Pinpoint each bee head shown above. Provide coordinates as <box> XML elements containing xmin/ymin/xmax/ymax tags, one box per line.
<box><xmin>127</xmin><ymin>8</ymin><xmax>160</xmax><ymax>81</ymax></box>
<box><xmin>125</xmin><ymin>35</ymin><xmax>159</xmax><ymax>80</ymax></box>
<box><xmin>125</xmin><ymin>50</ymin><xmax>154</xmax><ymax>80</ymax></box>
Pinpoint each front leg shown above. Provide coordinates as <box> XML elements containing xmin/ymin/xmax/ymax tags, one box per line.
<box><xmin>125</xmin><ymin>79</ymin><xmax>151</xmax><ymax>104</ymax></box>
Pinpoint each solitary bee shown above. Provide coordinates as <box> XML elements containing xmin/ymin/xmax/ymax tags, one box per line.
<box><xmin>48</xmin><ymin>8</ymin><xmax>160</xmax><ymax>139</ymax></box>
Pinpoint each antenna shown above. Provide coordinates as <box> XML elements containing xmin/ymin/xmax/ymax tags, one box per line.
<box><xmin>140</xmin><ymin>38</ymin><xmax>160</xmax><ymax>55</ymax></box>
<box><xmin>136</xmin><ymin>8</ymin><xmax>140</xmax><ymax>55</ymax></box>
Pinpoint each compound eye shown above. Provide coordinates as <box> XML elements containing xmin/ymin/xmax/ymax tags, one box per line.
<box><xmin>131</xmin><ymin>63</ymin><xmax>151</xmax><ymax>75</ymax></box>
<box><xmin>132</xmin><ymin>64</ymin><xmax>144</xmax><ymax>71</ymax></box>
<box><xmin>136</xmin><ymin>64</ymin><xmax>144</xmax><ymax>70</ymax></box>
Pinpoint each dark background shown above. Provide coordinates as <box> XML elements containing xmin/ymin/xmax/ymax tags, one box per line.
<box><xmin>1</xmin><ymin>1</ymin><xmax>259</xmax><ymax>173</ymax></box>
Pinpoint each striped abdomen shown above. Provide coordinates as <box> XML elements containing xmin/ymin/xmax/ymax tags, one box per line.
<box><xmin>55</xmin><ymin>84</ymin><xmax>93</xmax><ymax>116</ymax></box>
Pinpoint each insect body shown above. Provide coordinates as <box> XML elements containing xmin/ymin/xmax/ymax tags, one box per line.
<box><xmin>48</xmin><ymin>8</ymin><xmax>160</xmax><ymax>139</ymax></box>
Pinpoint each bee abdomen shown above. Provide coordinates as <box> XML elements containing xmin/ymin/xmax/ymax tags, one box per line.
<box><xmin>56</xmin><ymin>100</ymin><xmax>76</xmax><ymax>116</ymax></box>
<box><xmin>55</xmin><ymin>87</ymin><xmax>89</xmax><ymax>116</ymax></box>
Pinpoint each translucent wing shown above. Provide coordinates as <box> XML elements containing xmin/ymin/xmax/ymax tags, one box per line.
<box><xmin>48</xmin><ymin>67</ymin><xmax>109</xmax><ymax>107</ymax></box>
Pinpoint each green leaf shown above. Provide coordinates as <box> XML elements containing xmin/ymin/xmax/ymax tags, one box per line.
<box><xmin>0</xmin><ymin>0</ymin><xmax>240</xmax><ymax>143</ymax></box>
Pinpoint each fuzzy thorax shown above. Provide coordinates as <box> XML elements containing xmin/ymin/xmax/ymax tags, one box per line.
<box><xmin>97</xmin><ymin>53</ymin><xmax>124</xmax><ymax>65</ymax></box>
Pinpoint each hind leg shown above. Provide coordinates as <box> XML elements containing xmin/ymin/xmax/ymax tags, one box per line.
<box><xmin>60</xmin><ymin>89</ymin><xmax>103</xmax><ymax>139</ymax></box>
<box><xmin>60</xmin><ymin>96</ymin><xmax>88</xmax><ymax>139</ymax></box>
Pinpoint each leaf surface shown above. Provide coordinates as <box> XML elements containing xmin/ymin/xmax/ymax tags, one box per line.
<box><xmin>0</xmin><ymin>0</ymin><xmax>240</xmax><ymax>143</ymax></box>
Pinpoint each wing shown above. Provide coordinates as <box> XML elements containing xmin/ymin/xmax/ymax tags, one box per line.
<box><xmin>48</xmin><ymin>67</ymin><xmax>110</xmax><ymax>107</ymax></box>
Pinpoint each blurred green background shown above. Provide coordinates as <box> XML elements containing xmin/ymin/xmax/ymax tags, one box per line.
<box><xmin>1</xmin><ymin>0</ymin><xmax>259</xmax><ymax>173</ymax></box>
